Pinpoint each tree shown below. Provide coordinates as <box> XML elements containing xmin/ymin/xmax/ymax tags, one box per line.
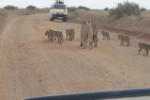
<box><xmin>140</xmin><ymin>8</ymin><xmax>146</xmax><ymax>12</ymax></box>
<box><xmin>4</xmin><ymin>5</ymin><xmax>18</xmax><ymax>10</ymax></box>
<box><xmin>109</xmin><ymin>1</ymin><xmax>141</xmax><ymax>19</ymax></box>
<box><xmin>104</xmin><ymin>7</ymin><xmax>109</xmax><ymax>11</ymax></box>
<box><xmin>26</xmin><ymin>5</ymin><xmax>36</xmax><ymax>10</ymax></box>
<box><xmin>78</xmin><ymin>6</ymin><xmax>90</xmax><ymax>10</ymax></box>
<box><xmin>68</xmin><ymin>7</ymin><xmax>77</xmax><ymax>12</ymax></box>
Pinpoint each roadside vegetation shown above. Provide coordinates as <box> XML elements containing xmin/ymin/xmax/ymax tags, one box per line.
<box><xmin>109</xmin><ymin>1</ymin><xmax>146</xmax><ymax>19</ymax></box>
<box><xmin>3</xmin><ymin>5</ymin><xmax>18</xmax><ymax>10</ymax></box>
<box><xmin>26</xmin><ymin>5</ymin><xmax>37</xmax><ymax>10</ymax></box>
<box><xmin>0</xmin><ymin>9</ymin><xmax>8</xmax><ymax>33</ymax></box>
<box><xmin>68</xmin><ymin>1</ymin><xmax>150</xmax><ymax>41</ymax></box>
<box><xmin>68</xmin><ymin>6</ymin><xmax>90</xmax><ymax>13</ymax></box>
<box><xmin>1</xmin><ymin>5</ymin><xmax>49</xmax><ymax>15</ymax></box>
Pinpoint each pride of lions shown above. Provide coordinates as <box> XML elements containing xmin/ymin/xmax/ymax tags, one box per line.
<box><xmin>45</xmin><ymin>21</ymin><xmax>150</xmax><ymax>56</ymax></box>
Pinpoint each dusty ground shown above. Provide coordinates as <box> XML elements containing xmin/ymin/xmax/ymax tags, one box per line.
<box><xmin>0</xmin><ymin>13</ymin><xmax>150</xmax><ymax>100</ymax></box>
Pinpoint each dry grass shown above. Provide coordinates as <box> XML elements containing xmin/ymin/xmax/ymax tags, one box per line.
<box><xmin>0</xmin><ymin>9</ymin><xmax>9</xmax><ymax>33</ymax></box>
<box><xmin>69</xmin><ymin>10</ymin><xmax>108</xmax><ymax>24</ymax></box>
<box><xmin>0</xmin><ymin>9</ymin><xmax>8</xmax><ymax>16</ymax></box>
<box><xmin>16</xmin><ymin>9</ymin><xmax>49</xmax><ymax>15</ymax></box>
<box><xmin>0</xmin><ymin>9</ymin><xmax>49</xmax><ymax>16</ymax></box>
<box><xmin>69</xmin><ymin>10</ymin><xmax>150</xmax><ymax>41</ymax></box>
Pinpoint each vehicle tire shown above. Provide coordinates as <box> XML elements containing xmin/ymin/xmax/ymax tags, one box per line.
<box><xmin>50</xmin><ymin>17</ymin><xmax>54</xmax><ymax>21</ymax></box>
<box><xmin>63</xmin><ymin>18</ymin><xmax>67</xmax><ymax>22</ymax></box>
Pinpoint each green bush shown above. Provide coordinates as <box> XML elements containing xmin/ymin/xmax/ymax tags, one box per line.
<box><xmin>78</xmin><ymin>6</ymin><xmax>90</xmax><ymax>10</ymax></box>
<box><xmin>104</xmin><ymin>7</ymin><xmax>109</xmax><ymax>11</ymax></box>
<box><xmin>109</xmin><ymin>1</ymin><xmax>141</xmax><ymax>19</ymax></box>
<box><xmin>4</xmin><ymin>5</ymin><xmax>18</xmax><ymax>10</ymax></box>
<box><xmin>68</xmin><ymin>7</ymin><xmax>77</xmax><ymax>13</ymax></box>
<box><xmin>26</xmin><ymin>5</ymin><xmax>36</xmax><ymax>10</ymax></box>
<box><xmin>140</xmin><ymin>8</ymin><xmax>147</xmax><ymax>12</ymax></box>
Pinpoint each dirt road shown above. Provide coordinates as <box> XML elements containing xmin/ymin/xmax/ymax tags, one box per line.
<box><xmin>0</xmin><ymin>13</ymin><xmax>150</xmax><ymax>100</ymax></box>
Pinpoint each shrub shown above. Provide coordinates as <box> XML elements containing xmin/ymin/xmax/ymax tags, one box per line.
<box><xmin>26</xmin><ymin>5</ymin><xmax>36</xmax><ymax>10</ymax></box>
<box><xmin>4</xmin><ymin>5</ymin><xmax>18</xmax><ymax>10</ymax></box>
<box><xmin>104</xmin><ymin>7</ymin><xmax>109</xmax><ymax>11</ymax></box>
<box><xmin>68</xmin><ymin>7</ymin><xmax>77</xmax><ymax>12</ymax></box>
<box><xmin>78</xmin><ymin>6</ymin><xmax>90</xmax><ymax>10</ymax></box>
<box><xmin>109</xmin><ymin>1</ymin><xmax>141</xmax><ymax>19</ymax></box>
<box><xmin>140</xmin><ymin>8</ymin><xmax>147</xmax><ymax>12</ymax></box>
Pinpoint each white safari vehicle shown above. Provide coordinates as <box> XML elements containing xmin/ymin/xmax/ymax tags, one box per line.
<box><xmin>50</xmin><ymin>0</ymin><xmax>68</xmax><ymax>22</ymax></box>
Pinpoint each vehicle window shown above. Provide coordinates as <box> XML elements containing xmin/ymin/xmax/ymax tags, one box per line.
<box><xmin>53</xmin><ymin>4</ymin><xmax>66</xmax><ymax>9</ymax></box>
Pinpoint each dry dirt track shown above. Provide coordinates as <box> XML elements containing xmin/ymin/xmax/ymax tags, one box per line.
<box><xmin>0</xmin><ymin>13</ymin><xmax>150</xmax><ymax>100</ymax></box>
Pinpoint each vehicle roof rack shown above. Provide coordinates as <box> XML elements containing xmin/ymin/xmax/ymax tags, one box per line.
<box><xmin>55</xmin><ymin>0</ymin><xmax>64</xmax><ymax>4</ymax></box>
